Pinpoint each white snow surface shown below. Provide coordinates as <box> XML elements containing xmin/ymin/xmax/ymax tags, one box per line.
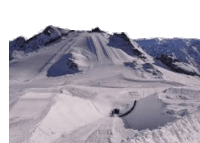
<box><xmin>9</xmin><ymin>28</ymin><xmax>200</xmax><ymax>143</ymax></box>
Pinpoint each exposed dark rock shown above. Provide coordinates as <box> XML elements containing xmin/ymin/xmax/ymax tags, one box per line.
<box><xmin>91</xmin><ymin>27</ymin><xmax>103</xmax><ymax>33</ymax></box>
<box><xmin>67</xmin><ymin>59</ymin><xmax>79</xmax><ymax>71</ymax></box>
<box><xmin>124</xmin><ymin>62</ymin><xmax>162</xmax><ymax>78</ymax></box>
<box><xmin>124</xmin><ymin>62</ymin><xmax>136</xmax><ymax>68</ymax></box>
<box><xmin>113</xmin><ymin>32</ymin><xmax>131</xmax><ymax>45</ymax></box>
<box><xmin>47</xmin><ymin>53</ymin><xmax>80</xmax><ymax>77</ymax></box>
<box><xmin>9</xmin><ymin>36</ymin><xmax>26</xmax><ymax>60</ymax></box>
<box><xmin>44</xmin><ymin>37</ymin><xmax>61</xmax><ymax>46</ymax></box>
<box><xmin>142</xmin><ymin>63</ymin><xmax>163</xmax><ymax>77</ymax></box>
<box><xmin>13</xmin><ymin>36</ymin><xmax>26</xmax><ymax>48</ymax></box>
<box><xmin>166</xmin><ymin>110</ymin><xmax>175</xmax><ymax>115</ymax></box>
<box><xmin>43</xmin><ymin>26</ymin><xmax>55</xmax><ymax>36</ymax></box>
<box><xmin>112</xmin><ymin>32</ymin><xmax>146</xmax><ymax>59</ymax></box>
<box><xmin>157</xmin><ymin>54</ymin><xmax>199</xmax><ymax>76</ymax></box>
<box><xmin>110</xmin><ymin>108</ymin><xmax>120</xmax><ymax>117</ymax></box>
<box><xmin>132</xmin><ymin>49</ymin><xmax>146</xmax><ymax>59</ymax></box>
<box><xmin>156</xmin><ymin>54</ymin><xmax>180</xmax><ymax>64</ymax></box>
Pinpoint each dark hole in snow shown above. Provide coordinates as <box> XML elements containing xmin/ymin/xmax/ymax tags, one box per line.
<box><xmin>110</xmin><ymin>108</ymin><xmax>120</xmax><ymax>116</ymax></box>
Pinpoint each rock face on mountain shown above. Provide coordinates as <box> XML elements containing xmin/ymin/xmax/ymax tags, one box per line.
<box><xmin>9</xmin><ymin>25</ymin><xmax>70</xmax><ymax>60</ymax></box>
<box><xmin>90</xmin><ymin>27</ymin><xmax>103</xmax><ymax>33</ymax></box>
<box><xmin>47</xmin><ymin>53</ymin><xmax>80</xmax><ymax>77</ymax></box>
<box><xmin>142</xmin><ymin>63</ymin><xmax>163</xmax><ymax>77</ymax></box>
<box><xmin>9</xmin><ymin>36</ymin><xmax>26</xmax><ymax>60</ymax></box>
<box><xmin>135</xmin><ymin>38</ymin><xmax>200</xmax><ymax>76</ymax></box>
<box><xmin>156</xmin><ymin>54</ymin><xmax>200</xmax><ymax>76</ymax></box>
<box><xmin>124</xmin><ymin>62</ymin><xmax>163</xmax><ymax>78</ymax></box>
<box><xmin>25</xmin><ymin>26</ymin><xmax>63</xmax><ymax>51</ymax></box>
<box><xmin>113</xmin><ymin>32</ymin><xmax>132</xmax><ymax>45</ymax></box>
<box><xmin>108</xmin><ymin>32</ymin><xmax>148</xmax><ymax>60</ymax></box>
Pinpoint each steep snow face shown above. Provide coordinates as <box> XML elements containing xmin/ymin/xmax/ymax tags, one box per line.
<box><xmin>135</xmin><ymin>38</ymin><xmax>200</xmax><ymax>76</ymax></box>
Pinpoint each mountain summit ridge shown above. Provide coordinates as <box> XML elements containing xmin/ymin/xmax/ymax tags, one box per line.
<box><xmin>9</xmin><ymin>25</ymin><xmax>200</xmax><ymax>78</ymax></box>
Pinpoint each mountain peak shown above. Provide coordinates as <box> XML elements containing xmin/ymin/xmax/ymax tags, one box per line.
<box><xmin>90</xmin><ymin>27</ymin><xmax>104</xmax><ymax>33</ymax></box>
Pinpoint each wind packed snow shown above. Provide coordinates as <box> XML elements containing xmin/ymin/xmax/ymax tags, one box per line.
<box><xmin>9</xmin><ymin>26</ymin><xmax>200</xmax><ymax>143</ymax></box>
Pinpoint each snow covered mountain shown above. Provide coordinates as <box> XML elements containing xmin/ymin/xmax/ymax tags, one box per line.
<box><xmin>135</xmin><ymin>38</ymin><xmax>200</xmax><ymax>76</ymax></box>
<box><xmin>9</xmin><ymin>26</ymin><xmax>200</xmax><ymax>143</ymax></box>
<box><xmin>10</xmin><ymin>26</ymin><xmax>200</xmax><ymax>78</ymax></box>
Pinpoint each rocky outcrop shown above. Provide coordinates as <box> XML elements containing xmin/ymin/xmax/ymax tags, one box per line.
<box><xmin>10</xmin><ymin>36</ymin><xmax>26</xmax><ymax>48</ymax></box>
<box><xmin>142</xmin><ymin>63</ymin><xmax>163</xmax><ymax>77</ymax></box>
<box><xmin>25</xmin><ymin>25</ymin><xmax>62</xmax><ymax>49</ymax></box>
<box><xmin>9</xmin><ymin>26</ymin><xmax>70</xmax><ymax>59</ymax></box>
<box><xmin>9</xmin><ymin>36</ymin><xmax>26</xmax><ymax>60</ymax></box>
<box><xmin>157</xmin><ymin>54</ymin><xmax>200</xmax><ymax>76</ymax></box>
<box><xmin>132</xmin><ymin>48</ymin><xmax>146</xmax><ymax>59</ymax></box>
<box><xmin>113</xmin><ymin>32</ymin><xmax>132</xmax><ymax>46</ymax></box>
<box><xmin>124</xmin><ymin>62</ymin><xmax>163</xmax><ymax>78</ymax></box>
<box><xmin>136</xmin><ymin>38</ymin><xmax>200</xmax><ymax>76</ymax></box>
<box><xmin>66</xmin><ymin>58</ymin><xmax>79</xmax><ymax>72</ymax></box>
<box><xmin>91</xmin><ymin>27</ymin><xmax>102</xmax><ymax>32</ymax></box>
<box><xmin>114</xmin><ymin>32</ymin><xmax>146</xmax><ymax>59</ymax></box>
<box><xmin>43</xmin><ymin>26</ymin><xmax>56</xmax><ymax>36</ymax></box>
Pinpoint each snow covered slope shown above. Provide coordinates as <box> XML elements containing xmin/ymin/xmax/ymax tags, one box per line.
<box><xmin>9</xmin><ymin>26</ymin><xmax>200</xmax><ymax>143</ymax></box>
